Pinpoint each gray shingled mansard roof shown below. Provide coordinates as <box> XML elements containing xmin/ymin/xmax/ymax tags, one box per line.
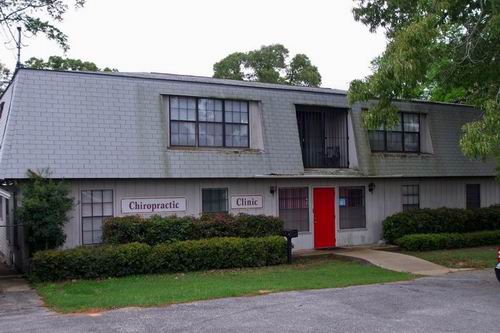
<box><xmin>0</xmin><ymin>68</ymin><xmax>495</xmax><ymax>179</ymax></box>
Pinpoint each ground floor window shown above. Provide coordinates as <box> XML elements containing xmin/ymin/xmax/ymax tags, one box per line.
<box><xmin>402</xmin><ymin>185</ymin><xmax>420</xmax><ymax>211</ymax></box>
<box><xmin>339</xmin><ymin>187</ymin><xmax>366</xmax><ymax>229</ymax></box>
<box><xmin>202</xmin><ymin>188</ymin><xmax>228</xmax><ymax>213</ymax></box>
<box><xmin>81</xmin><ymin>190</ymin><xmax>113</xmax><ymax>245</ymax></box>
<box><xmin>466</xmin><ymin>184</ymin><xmax>480</xmax><ymax>209</ymax></box>
<box><xmin>278</xmin><ymin>187</ymin><xmax>309</xmax><ymax>232</ymax></box>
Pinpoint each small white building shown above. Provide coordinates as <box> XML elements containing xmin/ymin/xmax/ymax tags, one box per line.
<box><xmin>0</xmin><ymin>69</ymin><xmax>499</xmax><ymax>269</ymax></box>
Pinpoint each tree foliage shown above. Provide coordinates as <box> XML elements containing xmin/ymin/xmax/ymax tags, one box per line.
<box><xmin>16</xmin><ymin>169</ymin><xmax>73</xmax><ymax>254</ymax></box>
<box><xmin>0</xmin><ymin>61</ymin><xmax>10</xmax><ymax>92</ymax></box>
<box><xmin>25</xmin><ymin>56</ymin><xmax>117</xmax><ymax>72</ymax></box>
<box><xmin>0</xmin><ymin>0</ymin><xmax>85</xmax><ymax>51</ymax></box>
<box><xmin>213</xmin><ymin>44</ymin><xmax>322</xmax><ymax>87</ymax></box>
<box><xmin>348</xmin><ymin>0</ymin><xmax>500</xmax><ymax>172</ymax></box>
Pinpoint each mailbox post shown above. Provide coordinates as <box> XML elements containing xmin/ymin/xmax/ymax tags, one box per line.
<box><xmin>283</xmin><ymin>229</ymin><xmax>299</xmax><ymax>264</ymax></box>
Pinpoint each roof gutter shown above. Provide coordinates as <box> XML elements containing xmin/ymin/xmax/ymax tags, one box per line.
<box><xmin>253</xmin><ymin>174</ymin><xmax>405</xmax><ymax>179</ymax></box>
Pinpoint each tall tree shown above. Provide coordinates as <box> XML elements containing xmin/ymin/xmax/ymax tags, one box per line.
<box><xmin>348</xmin><ymin>0</ymin><xmax>500</xmax><ymax>173</ymax></box>
<box><xmin>25</xmin><ymin>56</ymin><xmax>117</xmax><ymax>72</ymax></box>
<box><xmin>0</xmin><ymin>61</ymin><xmax>10</xmax><ymax>91</ymax></box>
<box><xmin>213</xmin><ymin>44</ymin><xmax>322</xmax><ymax>87</ymax></box>
<box><xmin>286</xmin><ymin>54</ymin><xmax>322</xmax><ymax>87</ymax></box>
<box><xmin>0</xmin><ymin>0</ymin><xmax>85</xmax><ymax>51</ymax></box>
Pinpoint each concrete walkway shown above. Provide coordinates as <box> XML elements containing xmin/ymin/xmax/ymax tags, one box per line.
<box><xmin>0</xmin><ymin>262</ymin><xmax>30</xmax><ymax>293</ymax></box>
<box><xmin>331</xmin><ymin>247</ymin><xmax>451</xmax><ymax>276</ymax></box>
<box><xmin>0</xmin><ymin>262</ymin><xmax>45</xmax><ymax>323</ymax></box>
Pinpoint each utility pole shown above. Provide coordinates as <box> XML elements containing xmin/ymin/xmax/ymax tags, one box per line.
<box><xmin>16</xmin><ymin>27</ymin><xmax>22</xmax><ymax>69</ymax></box>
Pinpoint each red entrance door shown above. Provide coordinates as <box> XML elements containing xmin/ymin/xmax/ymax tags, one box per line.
<box><xmin>313</xmin><ymin>188</ymin><xmax>336</xmax><ymax>248</ymax></box>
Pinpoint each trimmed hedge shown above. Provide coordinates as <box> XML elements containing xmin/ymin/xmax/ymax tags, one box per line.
<box><xmin>30</xmin><ymin>236</ymin><xmax>287</xmax><ymax>282</ymax></box>
<box><xmin>102</xmin><ymin>213</ymin><xmax>284</xmax><ymax>245</ymax></box>
<box><xmin>396</xmin><ymin>230</ymin><xmax>500</xmax><ymax>251</ymax></box>
<box><xmin>383</xmin><ymin>205</ymin><xmax>500</xmax><ymax>243</ymax></box>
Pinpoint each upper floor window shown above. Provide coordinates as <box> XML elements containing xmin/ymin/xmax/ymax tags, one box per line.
<box><xmin>296</xmin><ymin>105</ymin><xmax>349</xmax><ymax>168</ymax></box>
<box><xmin>368</xmin><ymin>113</ymin><xmax>420</xmax><ymax>153</ymax></box>
<box><xmin>169</xmin><ymin>96</ymin><xmax>249</xmax><ymax>148</ymax></box>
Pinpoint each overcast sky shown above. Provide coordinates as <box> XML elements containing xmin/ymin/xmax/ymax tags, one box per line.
<box><xmin>0</xmin><ymin>0</ymin><xmax>387</xmax><ymax>90</ymax></box>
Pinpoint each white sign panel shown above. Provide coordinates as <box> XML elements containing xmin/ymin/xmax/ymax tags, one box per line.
<box><xmin>231</xmin><ymin>195</ymin><xmax>263</xmax><ymax>209</ymax></box>
<box><xmin>121</xmin><ymin>197</ymin><xmax>186</xmax><ymax>214</ymax></box>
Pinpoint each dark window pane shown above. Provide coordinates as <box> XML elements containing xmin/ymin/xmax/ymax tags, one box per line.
<box><xmin>169</xmin><ymin>96</ymin><xmax>251</xmax><ymax>149</ymax></box>
<box><xmin>387</xmin><ymin>132</ymin><xmax>403</xmax><ymax>151</ymax></box>
<box><xmin>225</xmin><ymin>124</ymin><xmax>248</xmax><ymax>147</ymax></box>
<box><xmin>366</xmin><ymin>113</ymin><xmax>420</xmax><ymax>153</ymax></box>
<box><xmin>81</xmin><ymin>203</ymin><xmax>92</xmax><ymax>217</ymax></box>
<box><xmin>103</xmin><ymin>203</ymin><xmax>113</xmax><ymax>216</ymax></box>
<box><xmin>403</xmin><ymin>113</ymin><xmax>419</xmax><ymax>132</ymax></box>
<box><xmin>82</xmin><ymin>217</ymin><xmax>93</xmax><ymax>231</ymax></box>
<box><xmin>93</xmin><ymin>230</ymin><xmax>102</xmax><ymax>244</ymax></box>
<box><xmin>404</xmin><ymin>133</ymin><xmax>419</xmax><ymax>152</ymax></box>
<box><xmin>202</xmin><ymin>188</ymin><xmax>228</xmax><ymax>213</ymax></box>
<box><xmin>171</xmin><ymin>121</ymin><xmax>196</xmax><ymax>146</ymax></box>
<box><xmin>466</xmin><ymin>184</ymin><xmax>480</xmax><ymax>209</ymax></box>
<box><xmin>170</xmin><ymin>96</ymin><xmax>196</xmax><ymax>121</ymax></box>
<box><xmin>198</xmin><ymin>99</ymin><xmax>223</xmax><ymax>122</ymax></box>
<box><xmin>368</xmin><ymin>130</ymin><xmax>385</xmax><ymax>151</ymax></box>
<box><xmin>225</xmin><ymin>100</ymin><xmax>248</xmax><ymax>124</ymax></box>
<box><xmin>83</xmin><ymin>231</ymin><xmax>93</xmax><ymax>245</ymax></box>
<box><xmin>103</xmin><ymin>190</ymin><xmax>113</xmax><ymax>203</ymax></box>
<box><xmin>339</xmin><ymin>187</ymin><xmax>366</xmax><ymax>229</ymax></box>
<box><xmin>199</xmin><ymin>123</ymin><xmax>223</xmax><ymax>147</ymax></box>
<box><xmin>92</xmin><ymin>217</ymin><xmax>103</xmax><ymax>231</ymax></box>
<box><xmin>386</xmin><ymin>119</ymin><xmax>402</xmax><ymax>131</ymax></box>
<box><xmin>92</xmin><ymin>203</ymin><xmax>103</xmax><ymax>216</ymax></box>
<box><xmin>279</xmin><ymin>188</ymin><xmax>309</xmax><ymax>232</ymax></box>
<box><xmin>81</xmin><ymin>191</ymin><xmax>92</xmax><ymax>204</ymax></box>
<box><xmin>92</xmin><ymin>190</ymin><xmax>102</xmax><ymax>203</ymax></box>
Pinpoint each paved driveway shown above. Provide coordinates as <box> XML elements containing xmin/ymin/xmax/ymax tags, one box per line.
<box><xmin>0</xmin><ymin>269</ymin><xmax>498</xmax><ymax>333</ymax></box>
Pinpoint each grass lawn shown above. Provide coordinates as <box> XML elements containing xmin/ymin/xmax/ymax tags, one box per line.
<box><xmin>35</xmin><ymin>255</ymin><xmax>413</xmax><ymax>313</ymax></box>
<box><xmin>404</xmin><ymin>246</ymin><xmax>497</xmax><ymax>269</ymax></box>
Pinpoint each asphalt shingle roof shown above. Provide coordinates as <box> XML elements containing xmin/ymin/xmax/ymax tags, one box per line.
<box><xmin>0</xmin><ymin>68</ymin><xmax>495</xmax><ymax>179</ymax></box>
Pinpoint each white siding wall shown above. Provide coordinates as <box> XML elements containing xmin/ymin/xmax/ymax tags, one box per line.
<box><xmin>62</xmin><ymin>177</ymin><xmax>500</xmax><ymax>250</ymax></box>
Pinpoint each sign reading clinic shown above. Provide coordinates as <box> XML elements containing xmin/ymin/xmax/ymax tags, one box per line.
<box><xmin>230</xmin><ymin>195</ymin><xmax>263</xmax><ymax>209</ymax></box>
<box><xmin>121</xmin><ymin>197</ymin><xmax>186</xmax><ymax>214</ymax></box>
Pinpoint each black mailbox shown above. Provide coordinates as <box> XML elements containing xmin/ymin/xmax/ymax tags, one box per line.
<box><xmin>283</xmin><ymin>229</ymin><xmax>299</xmax><ymax>238</ymax></box>
<box><xmin>283</xmin><ymin>229</ymin><xmax>299</xmax><ymax>264</ymax></box>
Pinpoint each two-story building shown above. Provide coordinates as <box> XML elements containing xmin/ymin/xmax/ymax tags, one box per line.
<box><xmin>0</xmin><ymin>68</ymin><xmax>499</xmax><ymax>269</ymax></box>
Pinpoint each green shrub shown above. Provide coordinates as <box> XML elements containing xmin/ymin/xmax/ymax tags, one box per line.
<box><xmin>17</xmin><ymin>170</ymin><xmax>74</xmax><ymax>254</ymax></box>
<box><xmin>383</xmin><ymin>205</ymin><xmax>500</xmax><ymax>243</ymax></box>
<box><xmin>30</xmin><ymin>236</ymin><xmax>287</xmax><ymax>282</ymax></box>
<box><xmin>100</xmin><ymin>215</ymin><xmax>147</xmax><ymax>244</ymax></box>
<box><xmin>102</xmin><ymin>213</ymin><xmax>284</xmax><ymax>245</ymax></box>
<box><xmin>396</xmin><ymin>230</ymin><xmax>500</xmax><ymax>251</ymax></box>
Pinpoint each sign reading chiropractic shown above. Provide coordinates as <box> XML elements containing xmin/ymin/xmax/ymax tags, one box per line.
<box><xmin>230</xmin><ymin>195</ymin><xmax>263</xmax><ymax>209</ymax></box>
<box><xmin>122</xmin><ymin>197</ymin><xmax>186</xmax><ymax>214</ymax></box>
